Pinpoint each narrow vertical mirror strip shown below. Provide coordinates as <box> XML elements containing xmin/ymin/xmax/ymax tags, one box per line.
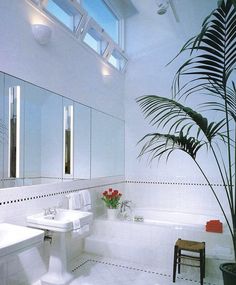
<box><xmin>8</xmin><ymin>86</ymin><xmax>20</xmax><ymax>178</ymax></box>
<box><xmin>64</xmin><ymin>105</ymin><xmax>73</xmax><ymax>175</ymax></box>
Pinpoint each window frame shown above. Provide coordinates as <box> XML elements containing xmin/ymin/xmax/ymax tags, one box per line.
<box><xmin>79</xmin><ymin>0</ymin><xmax>124</xmax><ymax>49</ymax></box>
<box><xmin>29</xmin><ymin>0</ymin><xmax>128</xmax><ymax>72</ymax></box>
<box><xmin>41</xmin><ymin>0</ymin><xmax>87</xmax><ymax>35</ymax></box>
<box><xmin>103</xmin><ymin>0</ymin><xmax>125</xmax><ymax>49</ymax></box>
<box><xmin>106</xmin><ymin>43</ymin><xmax>128</xmax><ymax>72</ymax></box>
<box><xmin>81</xmin><ymin>18</ymin><xmax>110</xmax><ymax>57</ymax></box>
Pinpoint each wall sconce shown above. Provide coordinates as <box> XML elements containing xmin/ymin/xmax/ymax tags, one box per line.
<box><xmin>32</xmin><ymin>24</ymin><xmax>52</xmax><ymax>45</ymax></box>
<box><xmin>102</xmin><ymin>66</ymin><xmax>111</xmax><ymax>76</ymax></box>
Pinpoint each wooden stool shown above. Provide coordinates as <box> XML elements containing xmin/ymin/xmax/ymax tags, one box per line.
<box><xmin>173</xmin><ymin>238</ymin><xmax>205</xmax><ymax>285</ymax></box>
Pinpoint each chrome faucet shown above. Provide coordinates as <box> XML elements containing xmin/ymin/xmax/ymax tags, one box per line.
<box><xmin>120</xmin><ymin>200</ymin><xmax>132</xmax><ymax>213</ymax></box>
<box><xmin>44</xmin><ymin>207</ymin><xmax>57</xmax><ymax>216</ymax></box>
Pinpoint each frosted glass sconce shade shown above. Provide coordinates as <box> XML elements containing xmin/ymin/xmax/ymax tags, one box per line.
<box><xmin>32</xmin><ymin>24</ymin><xmax>52</xmax><ymax>45</ymax></box>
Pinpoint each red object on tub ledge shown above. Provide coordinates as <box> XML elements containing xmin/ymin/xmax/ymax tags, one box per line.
<box><xmin>205</xmin><ymin>220</ymin><xmax>223</xmax><ymax>233</ymax></box>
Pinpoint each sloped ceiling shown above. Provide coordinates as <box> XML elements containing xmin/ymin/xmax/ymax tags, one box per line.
<box><xmin>126</xmin><ymin>0</ymin><xmax>219</xmax><ymax>57</ymax></box>
<box><xmin>130</xmin><ymin>0</ymin><xmax>218</xmax><ymax>38</ymax></box>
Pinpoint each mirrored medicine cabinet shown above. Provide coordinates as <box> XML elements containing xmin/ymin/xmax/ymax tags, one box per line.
<box><xmin>0</xmin><ymin>71</ymin><xmax>125</xmax><ymax>189</ymax></box>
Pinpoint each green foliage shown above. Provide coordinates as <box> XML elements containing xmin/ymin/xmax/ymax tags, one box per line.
<box><xmin>138</xmin><ymin>131</ymin><xmax>203</xmax><ymax>161</ymax></box>
<box><xmin>137</xmin><ymin>0</ymin><xmax>236</xmax><ymax>259</ymax></box>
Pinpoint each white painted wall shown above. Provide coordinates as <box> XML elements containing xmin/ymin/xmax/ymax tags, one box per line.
<box><xmin>0</xmin><ymin>0</ymin><xmax>125</xmax><ymax>119</ymax></box>
<box><xmin>0</xmin><ymin>1</ymin><xmax>126</xmax><ymax>283</ymax></box>
<box><xmin>0</xmin><ymin>0</ymin><xmax>233</xmax><ymax>283</ymax></box>
<box><xmin>124</xmin><ymin>0</ymin><xmax>228</xmax><ymax>218</ymax></box>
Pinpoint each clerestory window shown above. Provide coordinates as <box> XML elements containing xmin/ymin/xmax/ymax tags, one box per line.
<box><xmin>43</xmin><ymin>0</ymin><xmax>85</xmax><ymax>32</ymax></box>
<box><xmin>81</xmin><ymin>0</ymin><xmax>119</xmax><ymax>44</ymax></box>
<box><xmin>30</xmin><ymin>0</ymin><xmax>127</xmax><ymax>72</ymax></box>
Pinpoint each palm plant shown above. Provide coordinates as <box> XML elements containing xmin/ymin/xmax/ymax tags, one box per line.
<box><xmin>137</xmin><ymin>0</ymin><xmax>236</xmax><ymax>264</ymax></box>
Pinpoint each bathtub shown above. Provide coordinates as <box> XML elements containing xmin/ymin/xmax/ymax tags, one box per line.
<box><xmin>130</xmin><ymin>208</ymin><xmax>224</xmax><ymax>229</ymax></box>
<box><xmin>85</xmin><ymin>208</ymin><xmax>233</xmax><ymax>273</ymax></box>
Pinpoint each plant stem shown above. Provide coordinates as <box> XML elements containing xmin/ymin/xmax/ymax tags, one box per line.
<box><xmin>194</xmin><ymin>159</ymin><xmax>235</xmax><ymax>260</ymax></box>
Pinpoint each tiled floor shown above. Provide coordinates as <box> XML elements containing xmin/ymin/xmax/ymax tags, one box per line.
<box><xmin>66</xmin><ymin>254</ymin><xmax>222</xmax><ymax>285</ymax></box>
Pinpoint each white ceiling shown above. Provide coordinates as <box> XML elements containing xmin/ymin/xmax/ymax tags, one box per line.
<box><xmin>126</xmin><ymin>0</ymin><xmax>219</xmax><ymax>57</ymax></box>
<box><xmin>130</xmin><ymin>0</ymin><xmax>218</xmax><ymax>38</ymax></box>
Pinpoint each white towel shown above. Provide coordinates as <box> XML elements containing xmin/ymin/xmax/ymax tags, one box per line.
<box><xmin>71</xmin><ymin>224</ymin><xmax>90</xmax><ymax>238</ymax></box>
<box><xmin>67</xmin><ymin>193</ymin><xmax>81</xmax><ymax>210</ymax></box>
<box><xmin>80</xmin><ymin>190</ymin><xmax>91</xmax><ymax>211</ymax></box>
<box><xmin>72</xmin><ymin>218</ymin><xmax>81</xmax><ymax>230</ymax></box>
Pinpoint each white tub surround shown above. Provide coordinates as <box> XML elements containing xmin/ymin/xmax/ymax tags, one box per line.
<box><xmin>131</xmin><ymin>208</ymin><xmax>225</xmax><ymax>229</ymax></box>
<box><xmin>85</xmin><ymin>217</ymin><xmax>233</xmax><ymax>282</ymax></box>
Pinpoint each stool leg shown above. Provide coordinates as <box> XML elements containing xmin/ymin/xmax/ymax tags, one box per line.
<box><xmin>203</xmin><ymin>244</ymin><xmax>206</xmax><ymax>278</ymax></box>
<box><xmin>200</xmin><ymin>249</ymin><xmax>204</xmax><ymax>285</ymax></box>
<box><xmin>173</xmin><ymin>245</ymin><xmax>178</xmax><ymax>282</ymax></box>
<box><xmin>177</xmin><ymin>249</ymin><xmax>181</xmax><ymax>274</ymax></box>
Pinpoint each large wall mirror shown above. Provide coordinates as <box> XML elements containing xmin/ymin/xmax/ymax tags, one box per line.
<box><xmin>0</xmin><ymin>72</ymin><xmax>125</xmax><ymax>189</ymax></box>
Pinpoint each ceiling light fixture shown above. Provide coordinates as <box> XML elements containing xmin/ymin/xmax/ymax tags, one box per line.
<box><xmin>156</xmin><ymin>0</ymin><xmax>180</xmax><ymax>22</ymax></box>
<box><xmin>156</xmin><ymin>0</ymin><xmax>169</xmax><ymax>15</ymax></box>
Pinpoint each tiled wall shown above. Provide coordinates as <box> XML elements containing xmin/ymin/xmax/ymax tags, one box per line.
<box><xmin>123</xmin><ymin>180</ymin><xmax>229</xmax><ymax>218</ymax></box>
<box><xmin>0</xmin><ymin>176</ymin><xmax>125</xmax><ymax>285</ymax></box>
<box><xmin>0</xmin><ymin>177</ymin><xmax>231</xmax><ymax>284</ymax></box>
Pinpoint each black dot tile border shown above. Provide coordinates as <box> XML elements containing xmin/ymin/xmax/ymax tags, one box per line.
<box><xmin>0</xmin><ymin>181</ymin><xmax>125</xmax><ymax>206</ymax></box>
<box><xmin>0</xmin><ymin>179</ymin><xmax>231</xmax><ymax>206</ymax></box>
<box><xmin>72</xmin><ymin>258</ymin><xmax>216</xmax><ymax>285</ymax></box>
<box><xmin>126</xmin><ymin>180</ymin><xmax>229</xmax><ymax>187</ymax></box>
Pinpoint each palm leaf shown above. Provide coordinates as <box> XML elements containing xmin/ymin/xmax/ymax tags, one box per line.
<box><xmin>138</xmin><ymin>131</ymin><xmax>203</xmax><ymax>162</ymax></box>
<box><xmin>173</xmin><ymin>0</ymin><xmax>236</xmax><ymax>101</ymax></box>
<box><xmin>136</xmin><ymin>95</ymin><xmax>225</xmax><ymax>142</ymax></box>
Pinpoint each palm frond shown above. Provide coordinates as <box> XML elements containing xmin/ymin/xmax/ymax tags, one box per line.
<box><xmin>136</xmin><ymin>95</ymin><xmax>225</xmax><ymax>142</ymax></box>
<box><xmin>138</xmin><ymin>131</ymin><xmax>203</xmax><ymax>162</ymax></box>
<box><xmin>173</xmin><ymin>0</ymin><xmax>236</xmax><ymax>101</ymax></box>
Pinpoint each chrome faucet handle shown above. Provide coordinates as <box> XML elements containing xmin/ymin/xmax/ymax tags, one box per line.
<box><xmin>120</xmin><ymin>200</ymin><xmax>132</xmax><ymax>213</ymax></box>
<box><xmin>49</xmin><ymin>207</ymin><xmax>57</xmax><ymax>215</ymax></box>
<box><xmin>44</xmin><ymin>207</ymin><xmax>57</xmax><ymax>215</ymax></box>
<box><xmin>43</xmin><ymin>208</ymin><xmax>49</xmax><ymax>215</ymax></box>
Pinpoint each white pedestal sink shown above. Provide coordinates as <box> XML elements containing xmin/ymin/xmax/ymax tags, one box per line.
<box><xmin>27</xmin><ymin>209</ymin><xmax>93</xmax><ymax>285</ymax></box>
<box><xmin>0</xmin><ymin>223</ymin><xmax>44</xmax><ymax>285</ymax></box>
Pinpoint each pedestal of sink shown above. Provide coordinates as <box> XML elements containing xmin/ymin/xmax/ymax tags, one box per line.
<box><xmin>27</xmin><ymin>209</ymin><xmax>93</xmax><ymax>285</ymax></box>
<box><xmin>41</xmin><ymin>232</ymin><xmax>72</xmax><ymax>285</ymax></box>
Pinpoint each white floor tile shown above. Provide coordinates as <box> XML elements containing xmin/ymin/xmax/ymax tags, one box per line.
<box><xmin>67</xmin><ymin>254</ymin><xmax>222</xmax><ymax>285</ymax></box>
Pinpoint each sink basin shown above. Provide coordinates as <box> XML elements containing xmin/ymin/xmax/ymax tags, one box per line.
<box><xmin>0</xmin><ymin>223</ymin><xmax>44</xmax><ymax>258</ymax></box>
<box><xmin>27</xmin><ymin>208</ymin><xmax>93</xmax><ymax>232</ymax></box>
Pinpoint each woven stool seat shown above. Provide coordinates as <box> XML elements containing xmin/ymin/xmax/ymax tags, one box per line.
<box><xmin>175</xmin><ymin>239</ymin><xmax>205</xmax><ymax>252</ymax></box>
<box><xmin>173</xmin><ymin>238</ymin><xmax>205</xmax><ymax>285</ymax></box>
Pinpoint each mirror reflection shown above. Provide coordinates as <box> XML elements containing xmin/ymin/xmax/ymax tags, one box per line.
<box><xmin>0</xmin><ymin>71</ymin><xmax>125</xmax><ymax>189</ymax></box>
<box><xmin>91</xmin><ymin>110</ymin><xmax>125</xmax><ymax>178</ymax></box>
